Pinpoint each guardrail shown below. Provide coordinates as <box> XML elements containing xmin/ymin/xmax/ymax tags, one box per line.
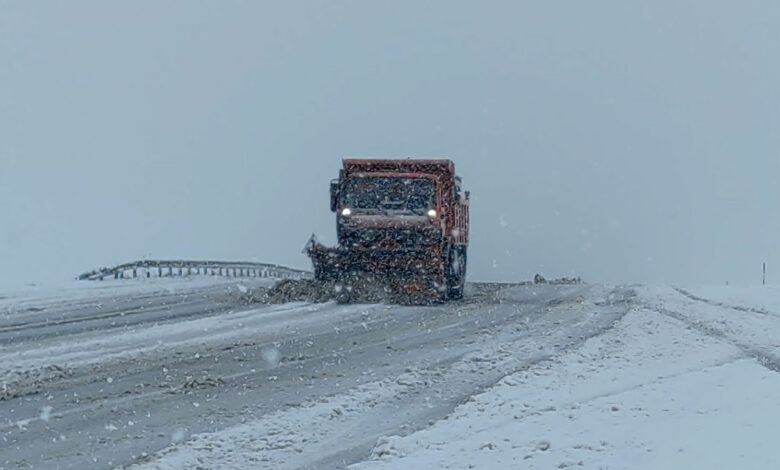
<box><xmin>78</xmin><ymin>260</ymin><xmax>312</xmax><ymax>281</ymax></box>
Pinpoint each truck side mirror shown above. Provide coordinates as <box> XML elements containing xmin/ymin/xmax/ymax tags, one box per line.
<box><xmin>329</xmin><ymin>180</ymin><xmax>340</xmax><ymax>212</ymax></box>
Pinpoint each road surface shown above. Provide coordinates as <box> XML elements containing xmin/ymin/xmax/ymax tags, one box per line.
<box><xmin>0</xmin><ymin>279</ymin><xmax>634</xmax><ymax>469</ymax></box>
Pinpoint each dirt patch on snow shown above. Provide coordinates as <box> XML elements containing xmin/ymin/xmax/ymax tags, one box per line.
<box><xmin>247</xmin><ymin>279</ymin><xmax>435</xmax><ymax>305</ymax></box>
<box><xmin>267</xmin><ymin>279</ymin><xmax>342</xmax><ymax>303</ymax></box>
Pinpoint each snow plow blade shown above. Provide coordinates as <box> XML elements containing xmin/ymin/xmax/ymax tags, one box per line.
<box><xmin>303</xmin><ymin>235</ymin><xmax>446</xmax><ymax>303</ymax></box>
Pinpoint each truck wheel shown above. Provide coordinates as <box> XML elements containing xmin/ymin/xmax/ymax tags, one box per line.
<box><xmin>447</xmin><ymin>246</ymin><xmax>466</xmax><ymax>300</ymax></box>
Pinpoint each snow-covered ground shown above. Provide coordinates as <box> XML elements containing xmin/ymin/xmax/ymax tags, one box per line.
<box><xmin>6</xmin><ymin>280</ymin><xmax>625</xmax><ymax>469</ymax></box>
<box><xmin>126</xmin><ymin>286</ymin><xmax>625</xmax><ymax>470</ymax></box>
<box><xmin>5</xmin><ymin>282</ymin><xmax>779</xmax><ymax>469</ymax></box>
<box><xmin>123</xmin><ymin>284</ymin><xmax>780</xmax><ymax>469</ymax></box>
<box><xmin>678</xmin><ymin>284</ymin><xmax>780</xmax><ymax>317</ymax></box>
<box><xmin>347</xmin><ymin>285</ymin><xmax>780</xmax><ymax>469</ymax></box>
<box><xmin>0</xmin><ymin>276</ymin><xmax>270</xmax><ymax>316</ymax></box>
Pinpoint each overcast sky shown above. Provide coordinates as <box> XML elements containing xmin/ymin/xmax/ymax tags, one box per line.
<box><xmin>2</xmin><ymin>1</ymin><xmax>778</xmax><ymax>287</ymax></box>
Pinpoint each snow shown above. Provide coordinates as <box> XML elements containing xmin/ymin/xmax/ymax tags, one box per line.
<box><xmin>39</xmin><ymin>405</ymin><xmax>52</xmax><ymax>422</ymax></box>
<box><xmin>119</xmin><ymin>284</ymin><xmax>614</xmax><ymax>469</ymax></box>
<box><xmin>645</xmin><ymin>285</ymin><xmax>780</xmax><ymax>368</ymax></box>
<box><xmin>0</xmin><ymin>300</ymin><xmax>369</xmax><ymax>401</ymax></box>
<box><xmin>682</xmin><ymin>284</ymin><xmax>780</xmax><ymax>315</ymax></box>
<box><xmin>0</xmin><ymin>277</ymin><xmax>279</xmax><ymax>401</ymax></box>
<box><xmin>128</xmin><ymin>378</ymin><xmax>408</xmax><ymax>470</ymax></box>
<box><xmin>347</xmin><ymin>286</ymin><xmax>780</xmax><ymax>469</ymax></box>
<box><xmin>260</xmin><ymin>346</ymin><xmax>282</xmax><ymax>368</ymax></box>
<box><xmin>8</xmin><ymin>282</ymin><xmax>780</xmax><ymax>468</ymax></box>
<box><xmin>0</xmin><ymin>276</ymin><xmax>271</xmax><ymax>316</ymax></box>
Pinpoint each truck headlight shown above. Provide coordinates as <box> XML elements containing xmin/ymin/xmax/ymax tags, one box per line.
<box><xmin>341</xmin><ymin>208</ymin><xmax>352</xmax><ymax>216</ymax></box>
<box><xmin>427</xmin><ymin>209</ymin><xmax>437</xmax><ymax>218</ymax></box>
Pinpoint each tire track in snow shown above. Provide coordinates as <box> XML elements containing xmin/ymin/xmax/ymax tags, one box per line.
<box><xmin>0</xmin><ymin>298</ymin><xmax>208</xmax><ymax>334</ymax></box>
<box><xmin>128</xmin><ymin>288</ymin><xmax>633</xmax><ymax>470</ymax></box>
<box><xmin>673</xmin><ymin>286</ymin><xmax>780</xmax><ymax>318</ymax></box>
<box><xmin>646</xmin><ymin>303</ymin><xmax>780</xmax><ymax>374</ymax></box>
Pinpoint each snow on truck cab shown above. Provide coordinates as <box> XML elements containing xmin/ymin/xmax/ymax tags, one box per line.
<box><xmin>305</xmin><ymin>158</ymin><xmax>470</xmax><ymax>303</ymax></box>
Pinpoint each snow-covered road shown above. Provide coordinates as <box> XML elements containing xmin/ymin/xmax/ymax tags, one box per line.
<box><xmin>349</xmin><ymin>285</ymin><xmax>780</xmax><ymax>470</ymax></box>
<box><xmin>0</xmin><ymin>279</ymin><xmax>631</xmax><ymax>469</ymax></box>
<box><xmin>7</xmin><ymin>281</ymin><xmax>775</xmax><ymax>470</ymax></box>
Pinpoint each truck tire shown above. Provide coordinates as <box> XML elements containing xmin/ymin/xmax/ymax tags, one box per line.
<box><xmin>447</xmin><ymin>246</ymin><xmax>467</xmax><ymax>300</ymax></box>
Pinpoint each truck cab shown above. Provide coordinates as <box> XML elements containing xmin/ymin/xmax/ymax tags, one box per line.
<box><xmin>307</xmin><ymin>158</ymin><xmax>469</xmax><ymax>302</ymax></box>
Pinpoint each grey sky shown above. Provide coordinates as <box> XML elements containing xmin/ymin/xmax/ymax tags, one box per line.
<box><xmin>2</xmin><ymin>1</ymin><xmax>778</xmax><ymax>287</ymax></box>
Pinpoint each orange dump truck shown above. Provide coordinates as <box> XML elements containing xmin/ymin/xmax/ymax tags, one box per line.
<box><xmin>305</xmin><ymin>158</ymin><xmax>470</xmax><ymax>302</ymax></box>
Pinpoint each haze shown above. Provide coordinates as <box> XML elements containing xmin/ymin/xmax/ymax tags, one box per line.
<box><xmin>2</xmin><ymin>1</ymin><xmax>778</xmax><ymax>288</ymax></box>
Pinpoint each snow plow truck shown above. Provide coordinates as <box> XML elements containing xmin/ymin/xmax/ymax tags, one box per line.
<box><xmin>305</xmin><ymin>158</ymin><xmax>469</xmax><ymax>303</ymax></box>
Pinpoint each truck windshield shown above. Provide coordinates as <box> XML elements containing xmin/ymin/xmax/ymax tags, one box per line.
<box><xmin>341</xmin><ymin>177</ymin><xmax>435</xmax><ymax>213</ymax></box>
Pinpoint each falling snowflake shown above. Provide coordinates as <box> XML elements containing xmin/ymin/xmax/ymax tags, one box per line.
<box><xmin>40</xmin><ymin>406</ymin><xmax>52</xmax><ymax>422</ymax></box>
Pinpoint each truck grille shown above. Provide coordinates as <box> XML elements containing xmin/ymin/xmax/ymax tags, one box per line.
<box><xmin>341</xmin><ymin>228</ymin><xmax>438</xmax><ymax>250</ymax></box>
